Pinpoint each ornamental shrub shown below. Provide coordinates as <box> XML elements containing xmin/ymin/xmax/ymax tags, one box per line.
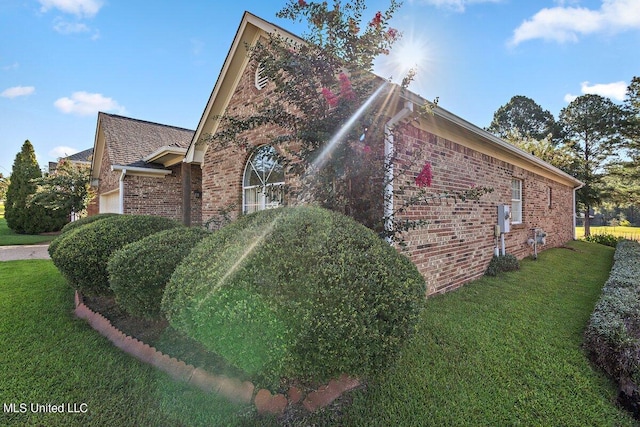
<box><xmin>60</xmin><ymin>213</ymin><xmax>119</xmax><ymax>234</ymax></box>
<box><xmin>485</xmin><ymin>254</ymin><xmax>520</xmax><ymax>276</ymax></box>
<box><xmin>49</xmin><ymin>213</ymin><xmax>120</xmax><ymax>259</ymax></box>
<box><xmin>162</xmin><ymin>207</ymin><xmax>426</xmax><ymax>388</ymax></box>
<box><xmin>583</xmin><ymin>233</ymin><xmax>625</xmax><ymax>248</ymax></box>
<box><xmin>584</xmin><ymin>240</ymin><xmax>640</xmax><ymax>410</ymax></box>
<box><xmin>50</xmin><ymin>214</ymin><xmax>181</xmax><ymax>296</ymax></box>
<box><xmin>108</xmin><ymin>227</ymin><xmax>212</xmax><ymax>319</ymax></box>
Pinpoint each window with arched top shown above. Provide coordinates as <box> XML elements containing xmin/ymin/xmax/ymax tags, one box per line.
<box><xmin>243</xmin><ymin>145</ymin><xmax>285</xmax><ymax>214</ymax></box>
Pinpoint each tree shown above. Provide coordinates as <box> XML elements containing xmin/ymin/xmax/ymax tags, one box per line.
<box><xmin>206</xmin><ymin>0</ymin><xmax>490</xmax><ymax>241</ymax></box>
<box><xmin>5</xmin><ymin>141</ymin><xmax>67</xmax><ymax>234</ymax></box>
<box><xmin>502</xmin><ymin>129</ymin><xmax>577</xmax><ymax>174</ymax></box>
<box><xmin>29</xmin><ymin>158</ymin><xmax>94</xmax><ymax>220</ymax></box>
<box><xmin>559</xmin><ymin>94</ymin><xmax>624</xmax><ymax>236</ymax></box>
<box><xmin>0</xmin><ymin>173</ymin><xmax>8</xmax><ymax>202</ymax></box>
<box><xmin>488</xmin><ymin>95</ymin><xmax>559</xmax><ymax>142</ymax></box>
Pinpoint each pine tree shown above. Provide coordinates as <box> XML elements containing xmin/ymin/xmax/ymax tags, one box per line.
<box><xmin>5</xmin><ymin>141</ymin><xmax>67</xmax><ymax>234</ymax></box>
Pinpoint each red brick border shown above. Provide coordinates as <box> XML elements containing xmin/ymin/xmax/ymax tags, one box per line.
<box><xmin>74</xmin><ymin>291</ymin><xmax>360</xmax><ymax>415</ymax></box>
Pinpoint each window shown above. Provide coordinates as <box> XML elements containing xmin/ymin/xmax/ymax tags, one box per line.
<box><xmin>548</xmin><ymin>186</ymin><xmax>553</xmax><ymax>209</ymax></box>
<box><xmin>511</xmin><ymin>179</ymin><xmax>522</xmax><ymax>224</ymax></box>
<box><xmin>243</xmin><ymin>145</ymin><xmax>284</xmax><ymax>214</ymax></box>
<box><xmin>254</xmin><ymin>63</ymin><xmax>268</xmax><ymax>90</ymax></box>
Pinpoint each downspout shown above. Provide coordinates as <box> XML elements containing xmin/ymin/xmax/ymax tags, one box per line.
<box><xmin>119</xmin><ymin>169</ymin><xmax>126</xmax><ymax>214</ymax></box>
<box><xmin>573</xmin><ymin>182</ymin><xmax>584</xmax><ymax>240</ymax></box>
<box><xmin>384</xmin><ymin>100</ymin><xmax>414</xmax><ymax>243</ymax></box>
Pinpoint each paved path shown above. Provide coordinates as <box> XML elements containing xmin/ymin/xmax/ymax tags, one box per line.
<box><xmin>0</xmin><ymin>244</ymin><xmax>50</xmax><ymax>261</ymax></box>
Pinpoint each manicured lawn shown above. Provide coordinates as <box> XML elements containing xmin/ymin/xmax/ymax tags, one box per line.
<box><xmin>0</xmin><ymin>260</ymin><xmax>253</xmax><ymax>426</ymax></box>
<box><xmin>576</xmin><ymin>225</ymin><xmax>640</xmax><ymax>241</ymax></box>
<box><xmin>1</xmin><ymin>242</ymin><xmax>636</xmax><ymax>426</ymax></box>
<box><xmin>339</xmin><ymin>240</ymin><xmax>636</xmax><ymax>426</ymax></box>
<box><xmin>0</xmin><ymin>218</ymin><xmax>56</xmax><ymax>246</ymax></box>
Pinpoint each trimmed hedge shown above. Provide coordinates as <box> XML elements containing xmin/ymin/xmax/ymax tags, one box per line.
<box><xmin>584</xmin><ymin>240</ymin><xmax>640</xmax><ymax>414</ymax></box>
<box><xmin>49</xmin><ymin>214</ymin><xmax>181</xmax><ymax>296</ymax></box>
<box><xmin>60</xmin><ymin>213</ymin><xmax>119</xmax><ymax>234</ymax></box>
<box><xmin>108</xmin><ymin>227</ymin><xmax>212</xmax><ymax>319</ymax></box>
<box><xmin>49</xmin><ymin>214</ymin><xmax>120</xmax><ymax>259</ymax></box>
<box><xmin>162</xmin><ymin>207</ymin><xmax>426</xmax><ymax>388</ymax></box>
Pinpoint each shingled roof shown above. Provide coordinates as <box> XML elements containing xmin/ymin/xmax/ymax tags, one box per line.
<box><xmin>99</xmin><ymin>112</ymin><xmax>194</xmax><ymax>169</ymax></box>
<box><xmin>65</xmin><ymin>147</ymin><xmax>93</xmax><ymax>163</ymax></box>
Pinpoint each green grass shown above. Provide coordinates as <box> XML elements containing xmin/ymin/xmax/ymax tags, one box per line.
<box><xmin>576</xmin><ymin>226</ymin><xmax>640</xmax><ymax>241</ymax></box>
<box><xmin>2</xmin><ymin>242</ymin><xmax>637</xmax><ymax>426</ymax></box>
<box><xmin>0</xmin><ymin>260</ymin><xmax>254</xmax><ymax>426</ymax></box>
<box><xmin>0</xmin><ymin>217</ymin><xmax>56</xmax><ymax>246</ymax></box>
<box><xmin>337</xmin><ymin>240</ymin><xmax>636</xmax><ymax>426</ymax></box>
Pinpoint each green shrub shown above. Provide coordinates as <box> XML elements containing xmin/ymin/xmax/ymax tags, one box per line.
<box><xmin>49</xmin><ymin>213</ymin><xmax>120</xmax><ymax>259</ymax></box>
<box><xmin>583</xmin><ymin>233</ymin><xmax>625</xmax><ymax>247</ymax></box>
<box><xmin>50</xmin><ymin>214</ymin><xmax>181</xmax><ymax>296</ymax></box>
<box><xmin>162</xmin><ymin>207</ymin><xmax>426</xmax><ymax>388</ymax></box>
<box><xmin>584</xmin><ymin>240</ymin><xmax>640</xmax><ymax>407</ymax></box>
<box><xmin>108</xmin><ymin>227</ymin><xmax>212</xmax><ymax>319</ymax></box>
<box><xmin>60</xmin><ymin>213</ymin><xmax>119</xmax><ymax>234</ymax></box>
<box><xmin>485</xmin><ymin>254</ymin><xmax>520</xmax><ymax>276</ymax></box>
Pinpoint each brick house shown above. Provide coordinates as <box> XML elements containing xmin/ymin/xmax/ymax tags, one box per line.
<box><xmin>90</xmin><ymin>112</ymin><xmax>202</xmax><ymax>225</ymax></box>
<box><xmin>184</xmin><ymin>12</ymin><xmax>582</xmax><ymax>295</ymax></box>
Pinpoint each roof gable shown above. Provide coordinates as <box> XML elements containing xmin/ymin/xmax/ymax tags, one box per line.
<box><xmin>91</xmin><ymin>112</ymin><xmax>194</xmax><ymax>179</ymax></box>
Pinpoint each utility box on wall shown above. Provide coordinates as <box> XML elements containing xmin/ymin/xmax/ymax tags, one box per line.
<box><xmin>498</xmin><ymin>205</ymin><xmax>511</xmax><ymax>233</ymax></box>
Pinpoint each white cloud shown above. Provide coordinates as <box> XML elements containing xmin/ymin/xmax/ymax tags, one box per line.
<box><xmin>1</xmin><ymin>86</ymin><xmax>35</xmax><ymax>98</ymax></box>
<box><xmin>580</xmin><ymin>80</ymin><xmax>628</xmax><ymax>101</ymax></box>
<box><xmin>54</xmin><ymin>91</ymin><xmax>126</xmax><ymax>116</ymax></box>
<box><xmin>410</xmin><ymin>0</ymin><xmax>501</xmax><ymax>12</ymax></box>
<box><xmin>53</xmin><ymin>19</ymin><xmax>89</xmax><ymax>34</ymax></box>
<box><xmin>38</xmin><ymin>0</ymin><xmax>103</xmax><ymax>18</ymax></box>
<box><xmin>510</xmin><ymin>0</ymin><xmax>640</xmax><ymax>46</ymax></box>
<box><xmin>2</xmin><ymin>62</ymin><xmax>19</xmax><ymax>71</ymax></box>
<box><xmin>49</xmin><ymin>146</ymin><xmax>79</xmax><ymax>160</ymax></box>
<box><xmin>564</xmin><ymin>80</ymin><xmax>628</xmax><ymax>103</ymax></box>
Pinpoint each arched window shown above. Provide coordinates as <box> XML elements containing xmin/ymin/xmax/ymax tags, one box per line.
<box><xmin>243</xmin><ymin>145</ymin><xmax>285</xmax><ymax>214</ymax></box>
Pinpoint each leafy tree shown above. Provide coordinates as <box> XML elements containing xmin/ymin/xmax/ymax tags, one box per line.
<box><xmin>206</xmin><ymin>0</ymin><xmax>490</xmax><ymax>241</ymax></box>
<box><xmin>5</xmin><ymin>140</ymin><xmax>67</xmax><ymax>234</ymax></box>
<box><xmin>502</xmin><ymin>129</ymin><xmax>576</xmax><ymax>174</ymax></box>
<box><xmin>488</xmin><ymin>95</ymin><xmax>559</xmax><ymax>142</ymax></box>
<box><xmin>559</xmin><ymin>94</ymin><xmax>624</xmax><ymax>236</ymax></box>
<box><xmin>29</xmin><ymin>158</ymin><xmax>94</xmax><ymax>220</ymax></box>
<box><xmin>0</xmin><ymin>173</ymin><xmax>8</xmax><ymax>202</ymax></box>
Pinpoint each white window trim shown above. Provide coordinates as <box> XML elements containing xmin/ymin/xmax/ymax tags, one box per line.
<box><xmin>242</xmin><ymin>145</ymin><xmax>284</xmax><ymax>214</ymax></box>
<box><xmin>511</xmin><ymin>178</ymin><xmax>523</xmax><ymax>225</ymax></box>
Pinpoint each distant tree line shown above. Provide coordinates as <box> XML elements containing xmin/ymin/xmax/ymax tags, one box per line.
<box><xmin>487</xmin><ymin>76</ymin><xmax>640</xmax><ymax>237</ymax></box>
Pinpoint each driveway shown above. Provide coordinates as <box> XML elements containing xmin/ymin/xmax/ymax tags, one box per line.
<box><xmin>0</xmin><ymin>244</ymin><xmax>50</xmax><ymax>261</ymax></box>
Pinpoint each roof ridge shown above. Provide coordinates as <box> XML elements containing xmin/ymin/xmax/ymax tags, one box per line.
<box><xmin>99</xmin><ymin>111</ymin><xmax>195</xmax><ymax>133</ymax></box>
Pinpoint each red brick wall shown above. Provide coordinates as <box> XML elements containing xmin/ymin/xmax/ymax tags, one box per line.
<box><xmin>201</xmin><ymin>60</ymin><xmax>288</xmax><ymax>224</ymax></box>
<box><xmin>394</xmin><ymin>123</ymin><xmax>575</xmax><ymax>294</ymax></box>
<box><xmin>123</xmin><ymin>164</ymin><xmax>202</xmax><ymax>225</ymax></box>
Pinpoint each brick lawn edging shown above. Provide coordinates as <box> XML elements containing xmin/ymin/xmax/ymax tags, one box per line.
<box><xmin>73</xmin><ymin>291</ymin><xmax>360</xmax><ymax>415</ymax></box>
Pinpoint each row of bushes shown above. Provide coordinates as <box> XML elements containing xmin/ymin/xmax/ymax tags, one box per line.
<box><xmin>49</xmin><ymin>208</ymin><xmax>427</xmax><ymax>389</ymax></box>
<box><xmin>584</xmin><ymin>240</ymin><xmax>640</xmax><ymax>415</ymax></box>
<box><xmin>583</xmin><ymin>233</ymin><xmax>626</xmax><ymax>248</ymax></box>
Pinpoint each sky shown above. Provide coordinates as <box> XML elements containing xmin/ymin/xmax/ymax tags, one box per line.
<box><xmin>1</xmin><ymin>0</ymin><xmax>639</xmax><ymax>175</ymax></box>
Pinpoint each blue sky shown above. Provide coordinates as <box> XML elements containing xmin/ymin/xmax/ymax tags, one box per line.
<box><xmin>1</xmin><ymin>0</ymin><xmax>638</xmax><ymax>174</ymax></box>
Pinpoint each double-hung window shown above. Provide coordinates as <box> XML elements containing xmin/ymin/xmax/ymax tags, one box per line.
<box><xmin>511</xmin><ymin>178</ymin><xmax>523</xmax><ymax>224</ymax></box>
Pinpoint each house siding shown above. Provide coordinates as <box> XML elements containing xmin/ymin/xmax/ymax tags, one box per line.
<box><xmin>395</xmin><ymin>123</ymin><xmax>574</xmax><ymax>294</ymax></box>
